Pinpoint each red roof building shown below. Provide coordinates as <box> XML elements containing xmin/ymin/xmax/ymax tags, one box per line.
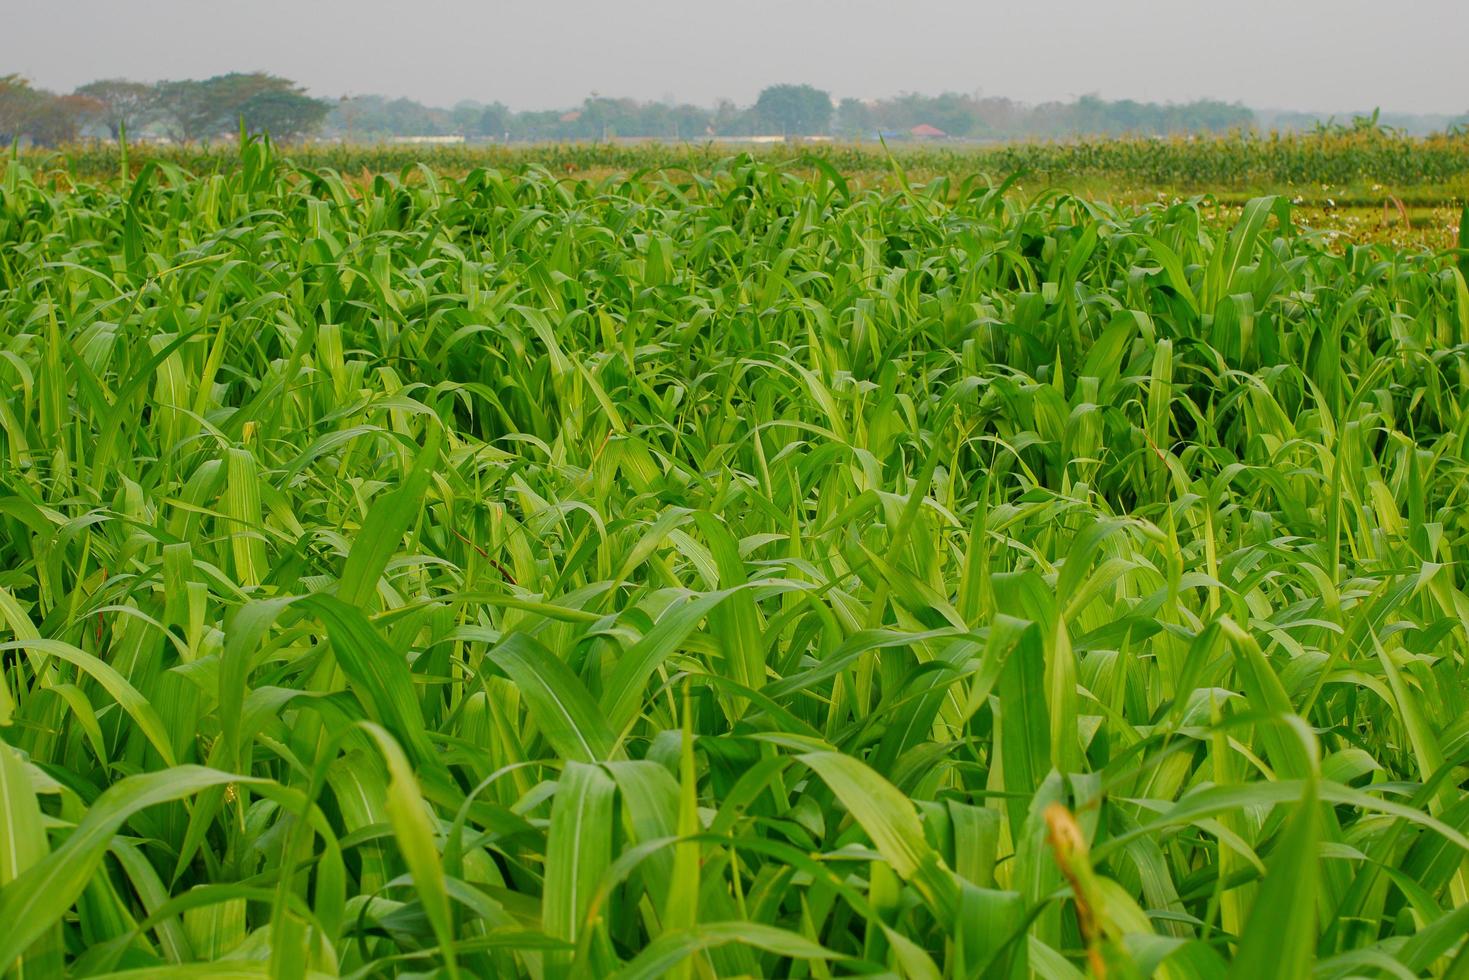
<box><xmin>909</xmin><ymin>123</ymin><xmax>947</xmax><ymax>139</ymax></box>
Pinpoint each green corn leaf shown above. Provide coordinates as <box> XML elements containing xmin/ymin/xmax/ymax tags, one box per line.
<box><xmin>1229</xmin><ymin>780</ymin><xmax>1322</xmax><ymax>980</ymax></box>
<box><xmin>544</xmin><ymin>761</ymin><xmax>616</xmax><ymax>959</ymax></box>
<box><xmin>0</xmin><ymin>766</ymin><xmax>248</xmax><ymax>972</ymax></box>
<box><xmin>337</xmin><ymin>424</ymin><xmax>443</xmax><ymax>608</ymax></box>
<box><xmin>800</xmin><ymin>751</ymin><xmax>960</xmax><ymax>921</ymax></box>
<box><xmin>609</xmin><ymin>922</ymin><xmax>842</xmax><ymax>980</ymax></box>
<box><xmin>359</xmin><ymin>723</ymin><xmax>459</xmax><ymax>979</ymax></box>
<box><xmin>493</xmin><ymin>633</ymin><xmax>616</xmax><ymax>762</ymax></box>
<box><xmin>300</xmin><ymin>594</ymin><xmax>440</xmax><ymax>775</ymax></box>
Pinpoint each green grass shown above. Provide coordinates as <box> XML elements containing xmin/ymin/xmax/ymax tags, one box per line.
<box><xmin>0</xmin><ymin>137</ymin><xmax>1467</xmax><ymax>978</ymax></box>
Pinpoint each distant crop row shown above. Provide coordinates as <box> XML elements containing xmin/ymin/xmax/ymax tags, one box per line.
<box><xmin>20</xmin><ymin>128</ymin><xmax>1469</xmax><ymax>188</ymax></box>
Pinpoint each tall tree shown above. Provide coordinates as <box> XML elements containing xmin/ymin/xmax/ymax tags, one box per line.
<box><xmin>326</xmin><ymin>94</ymin><xmax>452</xmax><ymax>138</ymax></box>
<box><xmin>0</xmin><ymin>76</ymin><xmax>99</xmax><ymax>146</ymax></box>
<box><xmin>0</xmin><ymin>75</ymin><xmax>47</xmax><ymax>143</ymax></box>
<box><xmin>473</xmin><ymin>103</ymin><xmax>510</xmax><ymax>139</ymax></box>
<box><xmin>753</xmin><ymin>84</ymin><xmax>832</xmax><ymax>136</ymax></box>
<box><xmin>29</xmin><ymin>94</ymin><xmax>103</xmax><ymax>145</ymax></box>
<box><xmin>238</xmin><ymin>89</ymin><xmax>330</xmax><ymax>141</ymax></box>
<box><xmin>152</xmin><ymin>73</ymin><xmax>326</xmax><ymax>143</ymax></box>
<box><xmin>833</xmin><ymin>98</ymin><xmax>874</xmax><ymax>137</ymax></box>
<box><xmin>73</xmin><ymin>79</ymin><xmax>153</xmax><ymax>139</ymax></box>
<box><xmin>152</xmin><ymin>79</ymin><xmax>224</xmax><ymax>142</ymax></box>
<box><xmin>712</xmin><ymin>98</ymin><xmax>753</xmax><ymax>137</ymax></box>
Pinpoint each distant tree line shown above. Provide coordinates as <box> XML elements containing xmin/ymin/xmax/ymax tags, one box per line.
<box><xmin>830</xmin><ymin>92</ymin><xmax>1259</xmax><ymax>139</ymax></box>
<box><xmin>0</xmin><ymin>72</ymin><xmax>328</xmax><ymax>146</ymax></box>
<box><xmin>326</xmin><ymin>88</ymin><xmax>824</xmax><ymax>142</ymax></box>
<box><xmin>2</xmin><ymin>72</ymin><xmax>1465</xmax><ymax>146</ymax></box>
<box><xmin>330</xmin><ymin>85</ymin><xmax>1264</xmax><ymax>142</ymax></box>
<box><xmin>0</xmin><ymin>75</ymin><xmax>101</xmax><ymax>145</ymax></box>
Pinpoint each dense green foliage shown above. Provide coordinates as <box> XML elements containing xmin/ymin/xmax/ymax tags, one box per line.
<box><xmin>1</xmin><ymin>140</ymin><xmax>1468</xmax><ymax>978</ymax></box>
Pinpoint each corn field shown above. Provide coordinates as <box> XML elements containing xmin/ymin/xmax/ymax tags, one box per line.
<box><xmin>24</xmin><ymin>128</ymin><xmax>1469</xmax><ymax>188</ymax></box>
<box><xmin>1</xmin><ymin>137</ymin><xmax>1468</xmax><ymax>978</ymax></box>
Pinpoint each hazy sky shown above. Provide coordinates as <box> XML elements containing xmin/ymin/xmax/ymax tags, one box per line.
<box><xmin>6</xmin><ymin>0</ymin><xmax>1467</xmax><ymax>114</ymax></box>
